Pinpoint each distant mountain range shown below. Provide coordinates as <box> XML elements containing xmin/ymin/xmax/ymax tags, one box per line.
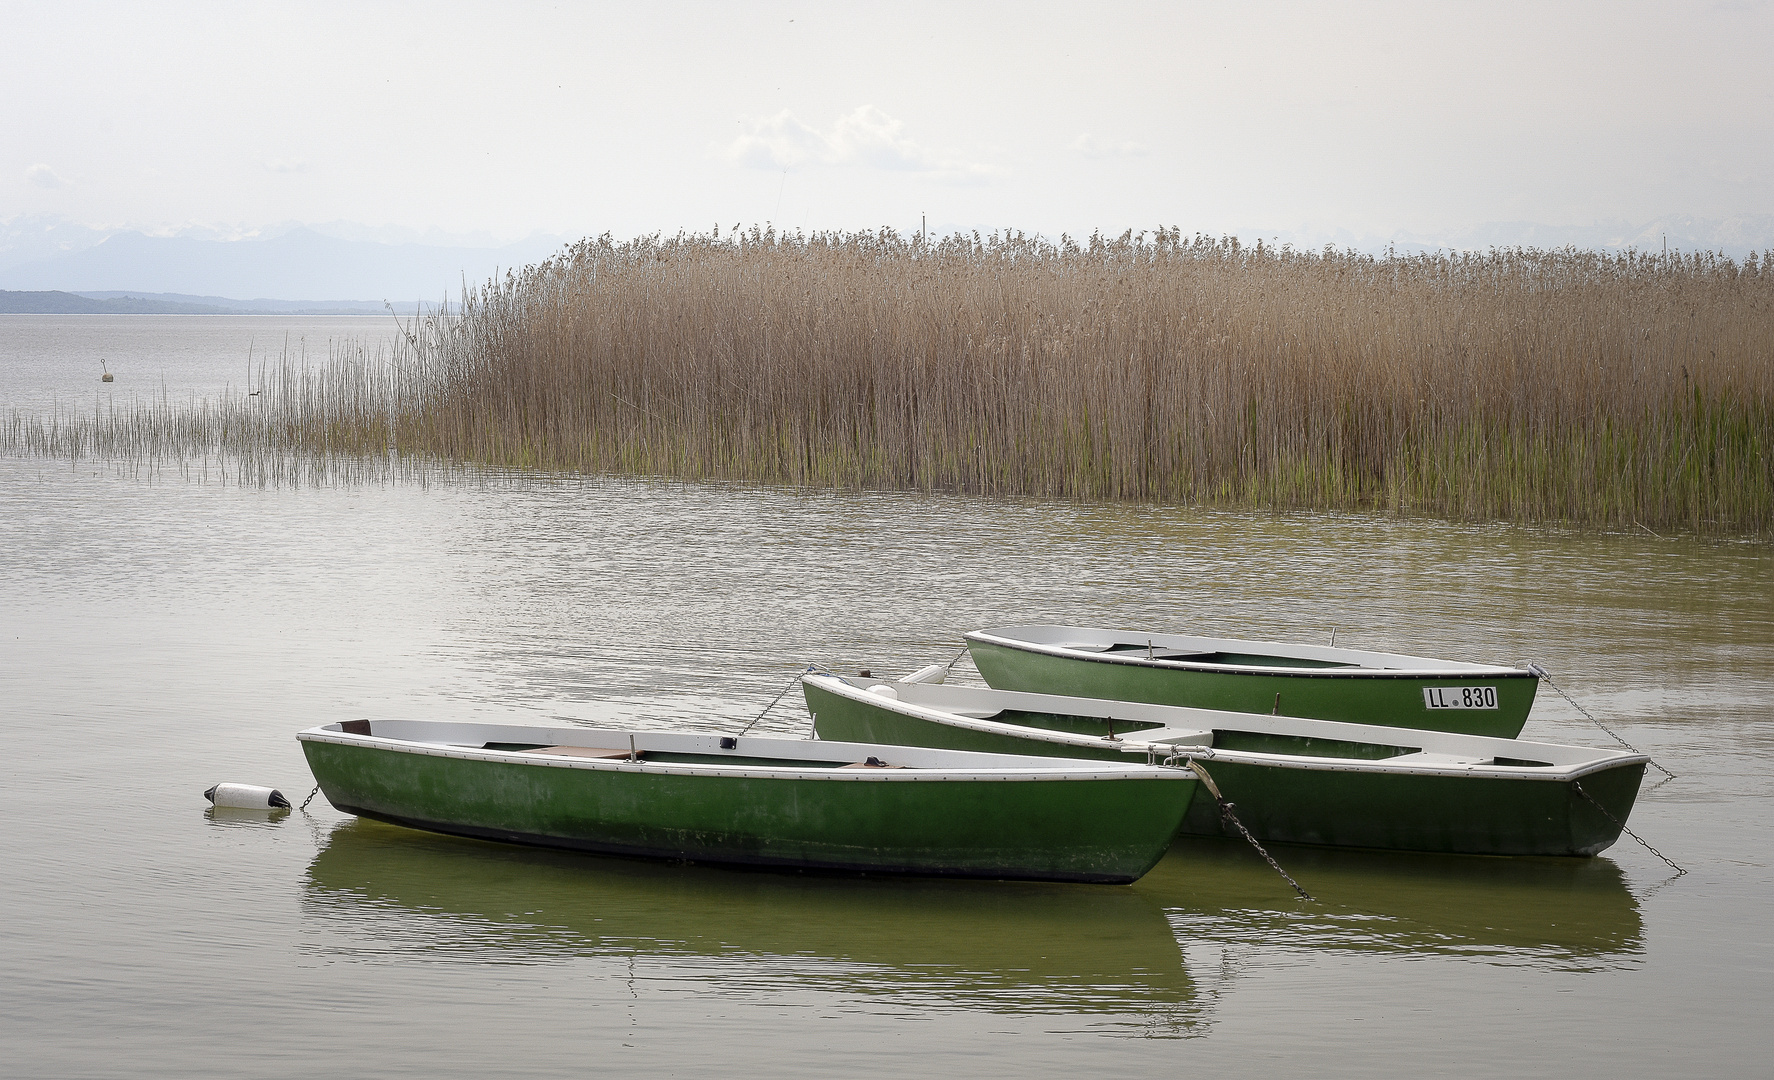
<box><xmin>0</xmin><ymin>220</ymin><xmax>568</xmax><ymax>303</ymax></box>
<box><xmin>0</xmin><ymin>290</ymin><xmax>223</xmax><ymax>315</ymax></box>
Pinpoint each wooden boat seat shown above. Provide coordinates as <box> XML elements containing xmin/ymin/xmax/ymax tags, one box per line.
<box><xmin>523</xmin><ymin>745</ymin><xmax>633</xmax><ymax>759</ymax></box>
<box><xmin>1389</xmin><ymin>751</ymin><xmax>1494</xmax><ymax>766</ymax></box>
<box><xmin>1133</xmin><ymin>728</ymin><xmax>1215</xmax><ymax>747</ymax></box>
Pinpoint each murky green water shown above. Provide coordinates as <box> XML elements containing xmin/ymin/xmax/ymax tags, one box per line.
<box><xmin>2</xmin><ymin>318</ymin><xmax>1771</xmax><ymax>1077</ymax></box>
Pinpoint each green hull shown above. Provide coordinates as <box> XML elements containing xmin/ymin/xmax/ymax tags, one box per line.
<box><xmin>1168</xmin><ymin>756</ymin><xmax>1644</xmax><ymax>856</ymax></box>
<box><xmin>967</xmin><ymin>637</ymin><xmax>1536</xmax><ymax>738</ymax></box>
<box><xmin>299</xmin><ymin>735</ymin><xmax>1190</xmax><ymax>884</ymax></box>
<box><xmin>804</xmin><ymin>680</ymin><xmax>1642</xmax><ymax>857</ymax></box>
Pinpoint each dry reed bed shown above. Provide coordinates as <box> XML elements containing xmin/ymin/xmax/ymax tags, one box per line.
<box><xmin>4</xmin><ymin>228</ymin><xmax>1770</xmax><ymax>533</ymax></box>
<box><xmin>425</xmin><ymin>228</ymin><xmax>1773</xmax><ymax>534</ymax></box>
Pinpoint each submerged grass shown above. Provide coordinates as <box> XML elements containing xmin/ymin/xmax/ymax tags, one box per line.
<box><xmin>6</xmin><ymin>227</ymin><xmax>1772</xmax><ymax>535</ymax></box>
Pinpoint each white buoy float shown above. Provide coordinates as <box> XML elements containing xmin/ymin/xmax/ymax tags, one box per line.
<box><xmin>204</xmin><ymin>783</ymin><xmax>291</xmax><ymax>809</ymax></box>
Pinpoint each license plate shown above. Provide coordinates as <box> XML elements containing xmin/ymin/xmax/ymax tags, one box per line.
<box><xmin>1423</xmin><ymin>686</ymin><xmax>1499</xmax><ymax>710</ymax></box>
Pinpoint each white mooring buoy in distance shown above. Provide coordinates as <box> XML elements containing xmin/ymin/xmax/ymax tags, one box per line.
<box><xmin>204</xmin><ymin>783</ymin><xmax>291</xmax><ymax>810</ymax></box>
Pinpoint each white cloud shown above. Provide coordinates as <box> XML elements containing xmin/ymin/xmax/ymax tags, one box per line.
<box><xmin>728</xmin><ymin>105</ymin><xmax>994</xmax><ymax>180</ymax></box>
<box><xmin>730</xmin><ymin>111</ymin><xmax>830</xmax><ymax>169</ymax></box>
<box><xmin>25</xmin><ymin>163</ymin><xmax>70</xmax><ymax>189</ymax></box>
<box><xmin>1070</xmin><ymin>134</ymin><xmax>1149</xmax><ymax>160</ymax></box>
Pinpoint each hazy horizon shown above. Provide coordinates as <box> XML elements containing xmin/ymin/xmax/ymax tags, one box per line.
<box><xmin>5</xmin><ymin>1</ymin><xmax>1772</xmax><ymax>297</ymax></box>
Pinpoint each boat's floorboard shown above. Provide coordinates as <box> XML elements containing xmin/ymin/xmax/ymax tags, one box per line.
<box><xmin>525</xmin><ymin>745</ymin><xmax>631</xmax><ymax>760</ymax></box>
<box><xmin>1101</xmin><ymin>645</ymin><xmax>1361</xmax><ymax>669</ymax></box>
<box><xmin>452</xmin><ymin>742</ymin><xmax>889</xmax><ymax>770</ymax></box>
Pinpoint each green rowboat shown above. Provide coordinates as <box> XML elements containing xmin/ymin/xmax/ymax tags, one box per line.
<box><xmin>803</xmin><ymin>674</ymin><xmax>1646</xmax><ymax>857</ymax></box>
<box><xmin>966</xmin><ymin>624</ymin><xmax>1540</xmax><ymax>737</ymax></box>
<box><xmin>297</xmin><ymin>719</ymin><xmax>1196</xmax><ymax>884</ymax></box>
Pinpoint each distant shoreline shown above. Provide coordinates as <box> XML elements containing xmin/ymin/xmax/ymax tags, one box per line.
<box><xmin>0</xmin><ymin>290</ymin><xmax>448</xmax><ymax>316</ymax></box>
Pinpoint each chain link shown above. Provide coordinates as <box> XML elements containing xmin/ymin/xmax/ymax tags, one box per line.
<box><xmin>1175</xmin><ymin>757</ymin><xmax>1314</xmax><ymax>901</ymax></box>
<box><xmin>736</xmin><ymin>664</ymin><xmax>826</xmax><ymax>736</ymax></box>
<box><xmin>1525</xmin><ymin>663</ymin><xmax>1675</xmax><ymax>779</ymax></box>
<box><xmin>299</xmin><ymin>783</ymin><xmax>322</xmax><ymax>812</ymax></box>
<box><xmin>1218</xmin><ymin>799</ymin><xmax>1315</xmax><ymax>901</ymax></box>
<box><xmin>1572</xmin><ymin>779</ymin><xmax>1685</xmax><ymax>875</ymax></box>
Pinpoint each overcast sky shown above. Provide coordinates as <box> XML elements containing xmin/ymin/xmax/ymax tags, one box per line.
<box><xmin>5</xmin><ymin>0</ymin><xmax>1772</xmax><ymax>247</ymax></box>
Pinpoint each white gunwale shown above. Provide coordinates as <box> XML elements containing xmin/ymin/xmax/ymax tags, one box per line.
<box><xmin>806</xmin><ymin>675</ymin><xmax>1645</xmax><ymax>782</ymax></box>
<box><xmin>967</xmin><ymin>624</ymin><xmax>1535</xmax><ymax>680</ymax></box>
<box><xmin>296</xmin><ymin>721</ymin><xmax>1193</xmax><ymax>784</ymax></box>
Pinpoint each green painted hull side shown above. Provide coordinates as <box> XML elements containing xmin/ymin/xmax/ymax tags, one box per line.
<box><xmin>300</xmin><ymin>739</ymin><xmax>1188</xmax><ymax>884</ymax></box>
<box><xmin>968</xmin><ymin>638</ymin><xmax>1536</xmax><ymax>738</ymax></box>
<box><xmin>806</xmin><ymin>684</ymin><xmax>1644</xmax><ymax>857</ymax></box>
<box><xmin>1172</xmin><ymin>758</ymin><xmax>1644</xmax><ymax>856</ymax></box>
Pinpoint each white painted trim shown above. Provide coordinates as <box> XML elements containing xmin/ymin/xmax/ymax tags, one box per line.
<box><xmin>807</xmin><ymin>674</ymin><xmax>1646</xmax><ymax>782</ymax></box>
<box><xmin>295</xmin><ymin>724</ymin><xmax>1193</xmax><ymax>785</ymax></box>
<box><xmin>966</xmin><ymin>625</ymin><xmax>1533</xmax><ymax>678</ymax></box>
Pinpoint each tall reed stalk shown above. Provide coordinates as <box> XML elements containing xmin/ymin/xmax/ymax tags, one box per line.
<box><xmin>2</xmin><ymin>330</ymin><xmax>446</xmax><ymax>486</ymax></box>
<box><xmin>6</xmin><ymin>227</ymin><xmax>1770</xmax><ymax>535</ymax></box>
<box><xmin>420</xmin><ymin>228</ymin><xmax>1774</xmax><ymax>535</ymax></box>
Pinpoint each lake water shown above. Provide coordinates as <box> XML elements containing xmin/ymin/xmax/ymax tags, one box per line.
<box><xmin>0</xmin><ymin>313</ymin><xmax>394</xmax><ymax>417</ymax></box>
<box><xmin>2</xmin><ymin>316</ymin><xmax>1771</xmax><ymax>1077</ymax></box>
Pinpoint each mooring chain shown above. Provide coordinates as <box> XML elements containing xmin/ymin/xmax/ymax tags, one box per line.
<box><xmin>1524</xmin><ymin>662</ymin><xmax>1675</xmax><ymax>779</ymax></box>
<box><xmin>1219</xmin><ymin>800</ymin><xmax>1317</xmax><ymax>902</ymax></box>
<box><xmin>299</xmin><ymin>783</ymin><xmax>322</xmax><ymax>812</ymax></box>
<box><xmin>1572</xmin><ymin>779</ymin><xmax>1686</xmax><ymax>876</ymax></box>
<box><xmin>1175</xmin><ymin>757</ymin><xmax>1314</xmax><ymax>902</ymax></box>
<box><xmin>736</xmin><ymin>664</ymin><xmax>828</xmax><ymax>737</ymax></box>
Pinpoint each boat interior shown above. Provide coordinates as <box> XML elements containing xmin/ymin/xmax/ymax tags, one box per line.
<box><xmin>972</xmin><ymin>624</ymin><xmax>1527</xmax><ymax>675</ymax></box>
<box><xmin>1096</xmin><ymin>643</ymin><xmax>1360</xmax><ymax>669</ymax></box>
<box><xmin>309</xmin><ymin>719</ymin><xmax>1159</xmax><ymax>775</ymax></box>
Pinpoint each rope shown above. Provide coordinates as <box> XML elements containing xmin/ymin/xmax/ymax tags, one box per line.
<box><xmin>1572</xmin><ymin>779</ymin><xmax>1685</xmax><ymax>875</ymax></box>
<box><xmin>736</xmin><ymin>665</ymin><xmax>825</xmax><ymax>736</ymax></box>
<box><xmin>1176</xmin><ymin>757</ymin><xmax>1314</xmax><ymax>902</ymax></box>
<box><xmin>1524</xmin><ymin>662</ymin><xmax>1675</xmax><ymax>779</ymax></box>
<box><xmin>299</xmin><ymin>783</ymin><xmax>322</xmax><ymax>812</ymax></box>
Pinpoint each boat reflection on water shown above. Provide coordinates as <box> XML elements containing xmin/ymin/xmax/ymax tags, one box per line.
<box><xmin>302</xmin><ymin>819</ymin><xmax>1213</xmax><ymax>1036</ymax></box>
<box><xmin>1144</xmin><ymin>837</ymin><xmax>1647</xmax><ymax>971</ymax></box>
<box><xmin>302</xmin><ymin>814</ymin><xmax>1646</xmax><ymax>1037</ymax></box>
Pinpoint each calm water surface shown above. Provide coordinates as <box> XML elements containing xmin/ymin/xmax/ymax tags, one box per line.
<box><xmin>0</xmin><ymin>314</ymin><xmax>393</xmax><ymax>416</ymax></box>
<box><xmin>1</xmin><ymin>318</ymin><xmax>1770</xmax><ymax>1077</ymax></box>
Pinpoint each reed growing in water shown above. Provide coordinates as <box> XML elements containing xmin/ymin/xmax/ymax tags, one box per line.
<box><xmin>6</xmin><ymin>227</ymin><xmax>1770</xmax><ymax>534</ymax></box>
<box><xmin>2</xmin><ymin>336</ymin><xmax>444</xmax><ymax>487</ymax></box>
<box><xmin>425</xmin><ymin>228</ymin><xmax>1773</xmax><ymax>534</ymax></box>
